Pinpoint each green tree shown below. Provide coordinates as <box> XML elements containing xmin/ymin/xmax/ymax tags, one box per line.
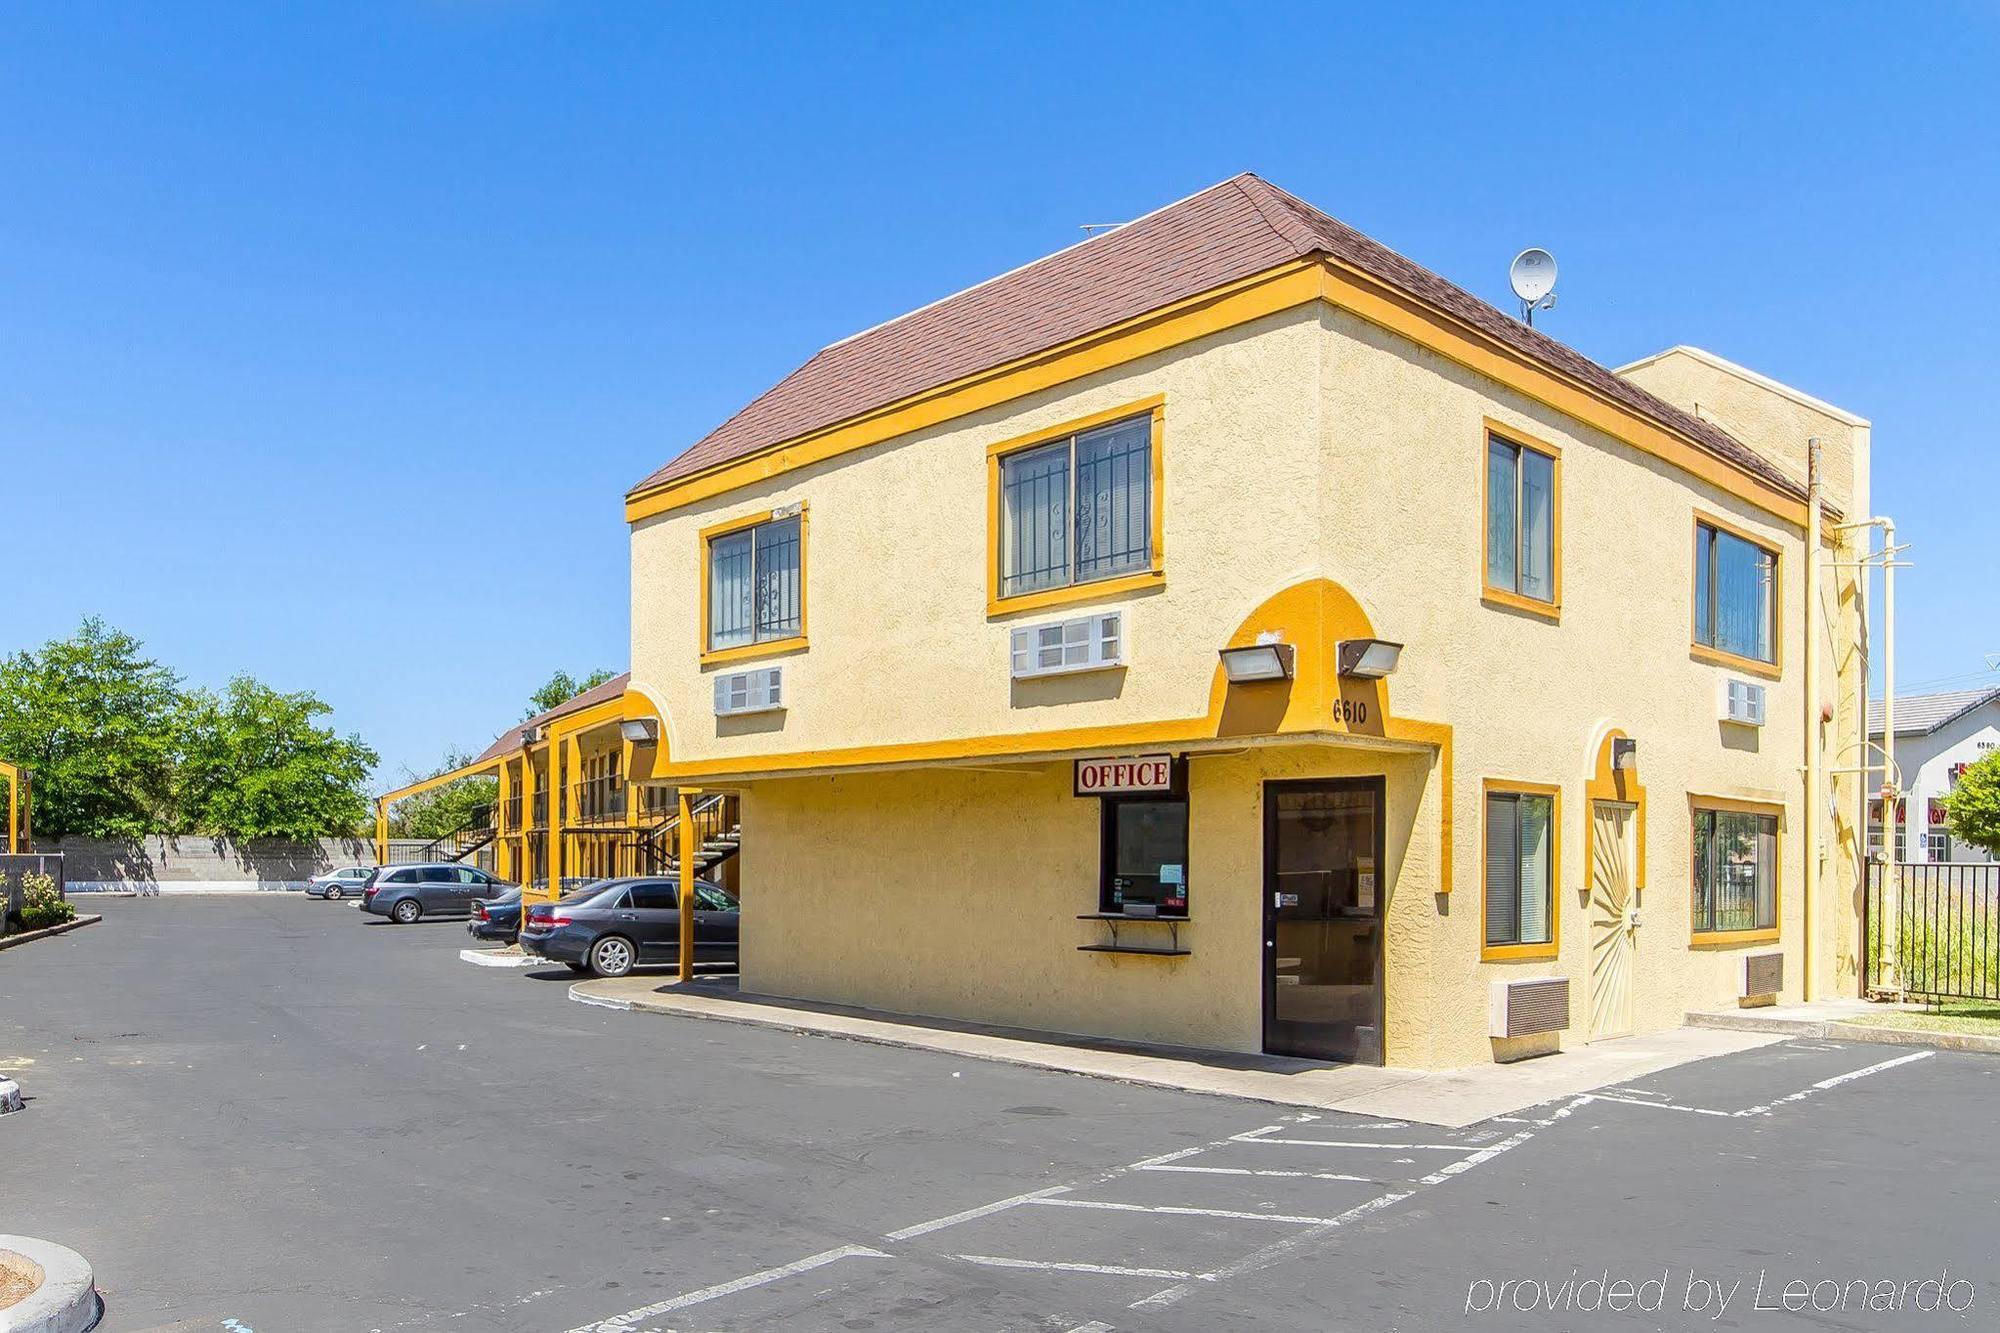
<box><xmin>174</xmin><ymin>678</ymin><xmax>379</xmax><ymax>840</ymax></box>
<box><xmin>1943</xmin><ymin>751</ymin><xmax>2000</xmax><ymax>857</ymax></box>
<box><xmin>525</xmin><ymin>668</ymin><xmax>617</xmax><ymax>718</ymax></box>
<box><xmin>0</xmin><ymin>618</ymin><xmax>181</xmax><ymax>838</ymax></box>
<box><xmin>387</xmin><ymin>749</ymin><xmax>500</xmax><ymax>840</ymax></box>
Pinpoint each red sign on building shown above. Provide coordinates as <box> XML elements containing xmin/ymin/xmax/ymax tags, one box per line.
<box><xmin>1074</xmin><ymin>755</ymin><xmax>1175</xmax><ymax>797</ymax></box>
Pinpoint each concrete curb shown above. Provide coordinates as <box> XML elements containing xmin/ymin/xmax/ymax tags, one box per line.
<box><xmin>0</xmin><ymin>916</ymin><xmax>102</xmax><ymax>954</ymax></box>
<box><xmin>0</xmin><ymin>1235</ymin><xmax>100</xmax><ymax>1333</ymax></box>
<box><xmin>1687</xmin><ymin>1009</ymin><xmax>2000</xmax><ymax>1055</ymax></box>
<box><xmin>459</xmin><ymin>948</ymin><xmax>542</xmax><ymax>969</ymax></box>
<box><xmin>0</xmin><ymin>1079</ymin><xmax>21</xmax><ymax>1114</ymax></box>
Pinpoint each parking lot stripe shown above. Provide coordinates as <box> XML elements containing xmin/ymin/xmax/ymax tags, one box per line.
<box><xmin>561</xmin><ymin>1244</ymin><xmax>888</xmax><ymax>1330</ymax></box>
<box><xmin>1738</xmin><ymin>1049</ymin><xmax>1933</xmax><ymax>1116</ymax></box>
<box><xmin>1232</xmin><ymin>1134</ymin><xmax>1465</xmax><ymax>1150</ymax></box>
<box><xmin>954</xmin><ymin>1255</ymin><xmax>1208</xmax><ymax>1281</ymax></box>
<box><xmin>1126</xmin><ymin>1190</ymin><xmax>1413</xmax><ymax>1312</ymax></box>
<box><xmin>882</xmin><ymin>1185</ymin><xmax>1073</xmax><ymax>1240</ymax></box>
<box><xmin>1141</xmin><ymin>1163</ymin><xmax>1375</xmax><ymax>1184</ymax></box>
<box><xmin>1028</xmin><ymin>1197</ymin><xmax>1356</xmax><ymax>1226</ymax></box>
<box><xmin>1125</xmin><ymin>1145</ymin><xmax>1210</xmax><ymax>1169</ymax></box>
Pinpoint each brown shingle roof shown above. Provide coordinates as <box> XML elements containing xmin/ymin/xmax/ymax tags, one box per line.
<box><xmin>630</xmin><ymin>173</ymin><xmax>1804</xmax><ymax>503</ymax></box>
<box><xmin>473</xmin><ymin>671</ymin><xmax>631</xmax><ymax>764</ymax></box>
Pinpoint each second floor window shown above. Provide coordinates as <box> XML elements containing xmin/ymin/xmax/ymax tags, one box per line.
<box><xmin>708</xmin><ymin>513</ymin><xmax>802</xmax><ymax>651</ymax></box>
<box><xmin>999</xmin><ymin>414</ymin><xmax>1152</xmax><ymax>599</ymax></box>
<box><xmin>1694</xmin><ymin>519</ymin><xmax>1776</xmax><ymax>665</ymax></box>
<box><xmin>1484</xmin><ymin>431</ymin><xmax>1557</xmax><ymax>605</ymax></box>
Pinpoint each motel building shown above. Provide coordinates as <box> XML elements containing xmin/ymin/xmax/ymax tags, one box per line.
<box><xmin>403</xmin><ymin>174</ymin><xmax>1878</xmax><ymax>1070</ymax></box>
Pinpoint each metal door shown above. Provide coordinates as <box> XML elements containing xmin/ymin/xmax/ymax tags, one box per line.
<box><xmin>1588</xmin><ymin>801</ymin><xmax>1639</xmax><ymax>1039</ymax></box>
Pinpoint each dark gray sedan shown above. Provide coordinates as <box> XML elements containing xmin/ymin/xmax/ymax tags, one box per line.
<box><xmin>518</xmin><ymin>876</ymin><xmax>738</xmax><ymax>976</ymax></box>
<box><xmin>360</xmin><ymin>863</ymin><xmax>513</xmax><ymax>924</ymax></box>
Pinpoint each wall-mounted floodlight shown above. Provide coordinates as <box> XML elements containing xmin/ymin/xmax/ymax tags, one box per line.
<box><xmin>1218</xmin><ymin>642</ymin><xmax>1296</xmax><ymax>683</ymax></box>
<box><xmin>1612</xmin><ymin>737</ymin><xmax>1639</xmax><ymax>771</ymax></box>
<box><xmin>518</xmin><ymin>727</ymin><xmax>538</xmax><ymax>749</ymax></box>
<box><xmin>1336</xmin><ymin>639</ymin><xmax>1404</xmax><ymax>679</ymax></box>
<box><xmin>619</xmin><ymin>718</ymin><xmax>660</xmax><ymax>744</ymax></box>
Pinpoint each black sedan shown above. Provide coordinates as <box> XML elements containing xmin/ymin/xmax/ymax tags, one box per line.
<box><xmin>518</xmin><ymin>876</ymin><xmax>739</xmax><ymax>978</ymax></box>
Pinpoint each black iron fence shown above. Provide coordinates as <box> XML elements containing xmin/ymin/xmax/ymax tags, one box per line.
<box><xmin>1865</xmin><ymin>860</ymin><xmax>2000</xmax><ymax>1000</ymax></box>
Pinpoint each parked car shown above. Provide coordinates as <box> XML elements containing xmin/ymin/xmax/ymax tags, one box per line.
<box><xmin>305</xmin><ymin>866</ymin><xmax>374</xmax><ymax>900</ymax></box>
<box><xmin>468</xmin><ymin>881</ymin><xmax>608</xmax><ymax>944</ymax></box>
<box><xmin>467</xmin><ymin>888</ymin><xmax>523</xmax><ymax>943</ymax></box>
<box><xmin>518</xmin><ymin>876</ymin><xmax>739</xmax><ymax>977</ymax></box>
<box><xmin>360</xmin><ymin>863</ymin><xmax>513</xmax><ymax>923</ymax></box>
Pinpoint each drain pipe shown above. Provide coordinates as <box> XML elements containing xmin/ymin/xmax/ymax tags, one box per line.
<box><xmin>1804</xmin><ymin>441</ymin><xmax>1822</xmax><ymax>1000</ymax></box>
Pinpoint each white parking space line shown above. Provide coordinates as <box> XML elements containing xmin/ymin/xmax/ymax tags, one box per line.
<box><xmin>1127</xmin><ymin>1190</ymin><xmax>1414</xmax><ymax>1311</ymax></box>
<box><xmin>1587</xmin><ymin>1093</ymin><xmax>1738</xmax><ymax>1118</ymax></box>
<box><xmin>1141</xmin><ymin>1163</ymin><xmax>1376</xmax><ymax>1184</ymax></box>
<box><xmin>1231</xmin><ymin>1133</ymin><xmax>1466</xmax><ymax>1150</ymax></box>
<box><xmin>883</xmin><ymin>1185</ymin><xmax>1073</xmax><ymax>1240</ymax></box>
<box><xmin>560</xmin><ymin>1244</ymin><xmax>887</xmax><ymax>1331</ymax></box>
<box><xmin>1064</xmin><ymin>1322</ymin><xmax>1115</xmax><ymax>1332</ymax></box>
<box><xmin>1029</xmin><ymin>1197</ymin><xmax>1357</xmax><ymax>1227</ymax></box>
<box><xmin>955</xmin><ymin>1254</ymin><xmax>1209</xmax><ymax>1282</ymax></box>
<box><xmin>1739</xmin><ymin>1049</ymin><xmax>1934</xmax><ymax>1116</ymax></box>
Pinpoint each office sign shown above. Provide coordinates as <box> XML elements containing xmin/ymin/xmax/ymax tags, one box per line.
<box><xmin>1075</xmin><ymin>754</ymin><xmax>1175</xmax><ymax>797</ymax></box>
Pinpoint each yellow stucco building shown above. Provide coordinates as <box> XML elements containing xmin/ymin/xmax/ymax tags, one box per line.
<box><xmin>467</xmin><ymin>173</ymin><xmax>1876</xmax><ymax>1070</ymax></box>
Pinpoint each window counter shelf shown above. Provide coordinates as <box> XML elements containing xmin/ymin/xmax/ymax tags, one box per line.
<box><xmin>1077</xmin><ymin>913</ymin><xmax>1188</xmax><ymax>955</ymax></box>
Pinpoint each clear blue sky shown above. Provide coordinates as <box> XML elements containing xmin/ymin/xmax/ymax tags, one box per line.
<box><xmin>3</xmin><ymin>3</ymin><xmax>1994</xmax><ymax>787</ymax></box>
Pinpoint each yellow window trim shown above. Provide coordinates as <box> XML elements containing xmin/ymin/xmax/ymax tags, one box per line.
<box><xmin>1480</xmin><ymin>778</ymin><xmax>1562</xmax><ymax>963</ymax></box>
<box><xmin>986</xmin><ymin>396</ymin><xmax>1166</xmax><ymax>619</ymax></box>
<box><xmin>625</xmin><ymin>256</ymin><xmax>1811</xmax><ymax>531</ymax></box>
<box><xmin>698</xmin><ymin>504</ymin><xmax>810</xmax><ymax>665</ymax></box>
<box><xmin>1688</xmin><ymin>793</ymin><xmax>1784</xmax><ymax>946</ymax></box>
<box><xmin>1479</xmin><ymin>419</ymin><xmax>1562</xmax><ymax>620</ymax></box>
<box><xmin>1691</xmin><ymin>508</ymin><xmax>1782</xmax><ymax>679</ymax></box>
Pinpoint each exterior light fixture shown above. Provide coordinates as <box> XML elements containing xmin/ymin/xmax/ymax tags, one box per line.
<box><xmin>1335</xmin><ymin>639</ymin><xmax>1404</xmax><ymax>679</ymax></box>
<box><xmin>1218</xmin><ymin>642</ymin><xmax>1296</xmax><ymax>683</ymax></box>
<box><xmin>619</xmin><ymin>718</ymin><xmax>660</xmax><ymax>743</ymax></box>
<box><xmin>1612</xmin><ymin>737</ymin><xmax>1639</xmax><ymax>771</ymax></box>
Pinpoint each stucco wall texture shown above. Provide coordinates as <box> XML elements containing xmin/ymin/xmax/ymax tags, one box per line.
<box><xmin>630</xmin><ymin>300</ymin><xmax>1868</xmax><ymax>1070</ymax></box>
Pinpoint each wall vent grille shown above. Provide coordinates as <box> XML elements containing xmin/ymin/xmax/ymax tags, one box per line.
<box><xmin>1488</xmin><ymin>977</ymin><xmax>1570</xmax><ymax>1039</ymax></box>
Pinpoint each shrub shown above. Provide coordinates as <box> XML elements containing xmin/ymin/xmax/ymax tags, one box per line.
<box><xmin>18</xmin><ymin>871</ymin><xmax>75</xmax><ymax>931</ymax></box>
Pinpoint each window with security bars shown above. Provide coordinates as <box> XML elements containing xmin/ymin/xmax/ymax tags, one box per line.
<box><xmin>1010</xmin><ymin>611</ymin><xmax>1122</xmax><ymax>679</ymax></box>
<box><xmin>999</xmin><ymin>414</ymin><xmax>1152</xmax><ymax>598</ymax></box>
<box><xmin>1694</xmin><ymin>520</ymin><xmax>1776</xmax><ymax>664</ymax></box>
<box><xmin>1693</xmin><ymin>807</ymin><xmax>1778</xmax><ymax>933</ymax></box>
<box><xmin>1484</xmin><ymin>790</ymin><xmax>1554</xmax><ymax>948</ymax></box>
<box><xmin>709</xmin><ymin>514</ymin><xmax>802</xmax><ymax>650</ymax></box>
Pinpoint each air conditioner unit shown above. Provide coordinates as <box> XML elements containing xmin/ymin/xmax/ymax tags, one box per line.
<box><xmin>713</xmin><ymin>666</ymin><xmax>783</xmax><ymax>717</ymax></box>
<box><xmin>1010</xmin><ymin>610</ymin><xmax>1124</xmax><ymax>680</ymax></box>
<box><xmin>1720</xmin><ymin>677</ymin><xmax>1767</xmax><ymax>727</ymax></box>
<box><xmin>1741</xmin><ymin>950</ymin><xmax>1784</xmax><ymax>1000</ymax></box>
<box><xmin>1488</xmin><ymin>977</ymin><xmax>1570</xmax><ymax>1038</ymax></box>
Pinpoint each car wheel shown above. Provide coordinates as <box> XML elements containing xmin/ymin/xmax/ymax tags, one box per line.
<box><xmin>589</xmin><ymin>935</ymin><xmax>635</xmax><ymax>978</ymax></box>
<box><xmin>326</xmin><ymin>885</ymin><xmax>343</xmax><ymax>901</ymax></box>
<box><xmin>391</xmin><ymin>898</ymin><xmax>422</xmax><ymax>924</ymax></box>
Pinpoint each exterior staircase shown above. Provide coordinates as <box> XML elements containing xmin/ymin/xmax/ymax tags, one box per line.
<box><xmin>641</xmin><ymin>792</ymin><xmax>741</xmax><ymax>879</ymax></box>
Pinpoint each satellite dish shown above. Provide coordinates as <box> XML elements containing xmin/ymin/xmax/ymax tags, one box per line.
<box><xmin>1508</xmin><ymin>248</ymin><xmax>1558</xmax><ymax>326</ymax></box>
<box><xmin>1509</xmin><ymin>248</ymin><xmax>1558</xmax><ymax>303</ymax></box>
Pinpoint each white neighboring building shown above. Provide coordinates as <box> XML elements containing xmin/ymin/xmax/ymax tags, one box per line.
<box><xmin>1869</xmin><ymin>687</ymin><xmax>2000</xmax><ymax>863</ymax></box>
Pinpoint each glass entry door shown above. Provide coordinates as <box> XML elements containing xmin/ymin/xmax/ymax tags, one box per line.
<box><xmin>1263</xmin><ymin>778</ymin><xmax>1385</xmax><ymax>1064</ymax></box>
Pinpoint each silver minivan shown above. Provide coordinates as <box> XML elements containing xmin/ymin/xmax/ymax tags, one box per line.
<box><xmin>360</xmin><ymin>863</ymin><xmax>512</xmax><ymax>923</ymax></box>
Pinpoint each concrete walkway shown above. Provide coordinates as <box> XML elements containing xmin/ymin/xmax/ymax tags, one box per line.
<box><xmin>571</xmin><ymin>976</ymin><xmax>1781</xmax><ymax>1128</ymax></box>
<box><xmin>1688</xmin><ymin>997</ymin><xmax>2000</xmax><ymax>1054</ymax></box>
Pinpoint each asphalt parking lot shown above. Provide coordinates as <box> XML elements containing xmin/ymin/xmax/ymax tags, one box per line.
<box><xmin>4</xmin><ymin>896</ymin><xmax>1997</xmax><ymax>1331</ymax></box>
